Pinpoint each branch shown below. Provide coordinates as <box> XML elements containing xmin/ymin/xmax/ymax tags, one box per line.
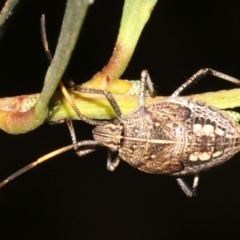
<box><xmin>81</xmin><ymin>0</ymin><xmax>158</xmax><ymax>90</ymax></box>
<box><xmin>0</xmin><ymin>87</ymin><xmax>239</xmax><ymax>124</ymax></box>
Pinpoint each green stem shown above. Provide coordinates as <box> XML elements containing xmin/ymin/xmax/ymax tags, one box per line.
<box><xmin>47</xmin><ymin>87</ymin><xmax>240</xmax><ymax>121</ymax></box>
<box><xmin>107</xmin><ymin>0</ymin><xmax>158</xmax><ymax>79</ymax></box>
<box><xmin>82</xmin><ymin>0</ymin><xmax>158</xmax><ymax>89</ymax></box>
<box><xmin>1</xmin><ymin>87</ymin><xmax>240</xmax><ymax>132</ymax></box>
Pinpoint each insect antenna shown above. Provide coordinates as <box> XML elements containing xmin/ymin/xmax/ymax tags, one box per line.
<box><xmin>41</xmin><ymin>14</ymin><xmax>106</xmax><ymax>127</ymax></box>
<box><xmin>0</xmin><ymin>140</ymin><xmax>99</xmax><ymax>188</ymax></box>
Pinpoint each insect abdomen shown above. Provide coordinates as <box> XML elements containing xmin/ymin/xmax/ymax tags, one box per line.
<box><xmin>119</xmin><ymin>98</ymin><xmax>240</xmax><ymax>176</ymax></box>
<box><xmin>174</xmin><ymin>98</ymin><xmax>240</xmax><ymax>175</ymax></box>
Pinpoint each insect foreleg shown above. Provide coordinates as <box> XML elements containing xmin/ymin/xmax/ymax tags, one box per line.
<box><xmin>74</xmin><ymin>70</ymin><xmax>157</xmax><ymax>119</ymax></box>
<box><xmin>65</xmin><ymin>121</ymin><xmax>96</xmax><ymax>157</ymax></box>
<box><xmin>107</xmin><ymin>150</ymin><xmax>120</xmax><ymax>171</ymax></box>
<box><xmin>74</xmin><ymin>87</ymin><xmax>123</xmax><ymax>119</ymax></box>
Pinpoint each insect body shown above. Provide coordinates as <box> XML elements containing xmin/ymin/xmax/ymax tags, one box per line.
<box><xmin>1</xmin><ymin>68</ymin><xmax>240</xmax><ymax>197</ymax></box>
<box><xmin>97</xmin><ymin>95</ymin><xmax>240</xmax><ymax>196</ymax></box>
<box><xmin>85</xmin><ymin>68</ymin><xmax>240</xmax><ymax>197</ymax></box>
<box><xmin>100</xmin><ymin>97</ymin><xmax>240</xmax><ymax>175</ymax></box>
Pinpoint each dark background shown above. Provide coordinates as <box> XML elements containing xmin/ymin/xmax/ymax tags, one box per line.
<box><xmin>0</xmin><ymin>0</ymin><xmax>240</xmax><ymax>239</ymax></box>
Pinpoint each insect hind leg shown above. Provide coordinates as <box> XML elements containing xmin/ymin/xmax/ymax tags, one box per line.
<box><xmin>176</xmin><ymin>174</ymin><xmax>199</xmax><ymax>197</ymax></box>
<box><xmin>171</xmin><ymin>68</ymin><xmax>240</xmax><ymax>97</ymax></box>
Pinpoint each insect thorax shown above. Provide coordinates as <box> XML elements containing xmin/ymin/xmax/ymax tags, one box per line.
<box><xmin>102</xmin><ymin>97</ymin><xmax>240</xmax><ymax>176</ymax></box>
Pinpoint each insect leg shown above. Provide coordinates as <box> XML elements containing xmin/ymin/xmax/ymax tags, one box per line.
<box><xmin>66</xmin><ymin>119</ymin><xmax>97</xmax><ymax>156</ymax></box>
<box><xmin>176</xmin><ymin>174</ymin><xmax>199</xmax><ymax>197</ymax></box>
<box><xmin>75</xmin><ymin>70</ymin><xmax>157</xmax><ymax>118</ymax></box>
<box><xmin>171</xmin><ymin>68</ymin><xmax>240</xmax><ymax>97</ymax></box>
<box><xmin>65</xmin><ymin>119</ymin><xmax>79</xmax><ymax>150</ymax></box>
<box><xmin>107</xmin><ymin>150</ymin><xmax>120</xmax><ymax>171</ymax></box>
<box><xmin>139</xmin><ymin>70</ymin><xmax>156</xmax><ymax>107</ymax></box>
<box><xmin>74</xmin><ymin>87</ymin><xmax>123</xmax><ymax>119</ymax></box>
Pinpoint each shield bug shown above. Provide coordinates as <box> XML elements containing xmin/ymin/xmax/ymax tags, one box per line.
<box><xmin>1</xmin><ymin>68</ymin><xmax>240</xmax><ymax>197</ymax></box>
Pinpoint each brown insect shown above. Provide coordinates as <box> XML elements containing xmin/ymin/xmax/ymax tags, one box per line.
<box><xmin>1</xmin><ymin>68</ymin><xmax>240</xmax><ymax>197</ymax></box>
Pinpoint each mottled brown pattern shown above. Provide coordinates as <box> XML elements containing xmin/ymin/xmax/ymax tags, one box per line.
<box><xmin>93</xmin><ymin>97</ymin><xmax>240</xmax><ymax>176</ymax></box>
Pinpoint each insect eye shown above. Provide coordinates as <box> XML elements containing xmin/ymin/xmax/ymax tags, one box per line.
<box><xmin>113</xmin><ymin>118</ymin><xmax>120</xmax><ymax>125</ymax></box>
